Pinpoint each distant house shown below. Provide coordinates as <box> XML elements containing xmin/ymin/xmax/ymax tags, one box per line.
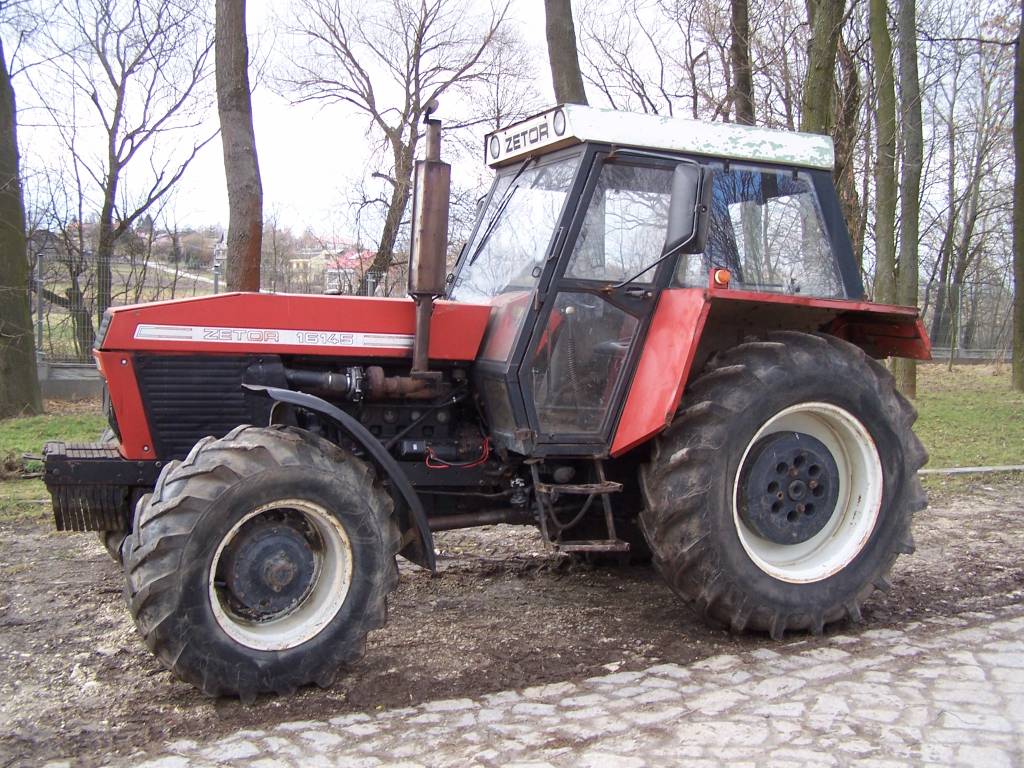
<box><xmin>283</xmin><ymin>244</ymin><xmax>377</xmax><ymax>294</ymax></box>
<box><xmin>324</xmin><ymin>247</ymin><xmax>376</xmax><ymax>294</ymax></box>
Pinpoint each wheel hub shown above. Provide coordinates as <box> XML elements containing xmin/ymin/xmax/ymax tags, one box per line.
<box><xmin>737</xmin><ymin>431</ymin><xmax>841</xmax><ymax>545</ymax></box>
<box><xmin>219</xmin><ymin>513</ymin><xmax>319</xmax><ymax>620</ymax></box>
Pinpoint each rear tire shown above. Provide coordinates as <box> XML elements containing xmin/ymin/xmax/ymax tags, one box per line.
<box><xmin>640</xmin><ymin>332</ymin><xmax>927</xmax><ymax>638</ymax></box>
<box><xmin>122</xmin><ymin>425</ymin><xmax>400</xmax><ymax>700</ymax></box>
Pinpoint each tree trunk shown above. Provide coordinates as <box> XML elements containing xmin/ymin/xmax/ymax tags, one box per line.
<box><xmin>95</xmin><ymin>181</ymin><xmax>116</xmax><ymax>325</ymax></box>
<box><xmin>834</xmin><ymin>36</ymin><xmax>863</xmax><ymax>270</ymax></box>
<box><xmin>367</xmin><ymin>134</ymin><xmax>417</xmax><ymax>286</ymax></box>
<box><xmin>1013</xmin><ymin>0</ymin><xmax>1024</xmax><ymax>390</ymax></box>
<box><xmin>870</xmin><ymin>0</ymin><xmax>897</xmax><ymax>305</ymax></box>
<box><xmin>544</xmin><ymin>0</ymin><xmax>588</xmax><ymax>105</ymax></box>
<box><xmin>217</xmin><ymin>0</ymin><xmax>262</xmax><ymax>292</ymax></box>
<box><xmin>800</xmin><ymin>0</ymin><xmax>846</xmax><ymax>135</ymax></box>
<box><xmin>730</xmin><ymin>0</ymin><xmax>755</xmax><ymax>126</ymax></box>
<box><xmin>0</xmin><ymin>39</ymin><xmax>42</xmax><ymax>418</ymax></box>
<box><xmin>893</xmin><ymin>0</ymin><xmax>923</xmax><ymax>397</ymax></box>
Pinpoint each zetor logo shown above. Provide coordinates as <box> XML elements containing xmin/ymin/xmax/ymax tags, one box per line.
<box><xmin>505</xmin><ymin>122</ymin><xmax>550</xmax><ymax>153</ymax></box>
<box><xmin>202</xmin><ymin>327</ymin><xmax>280</xmax><ymax>343</ymax></box>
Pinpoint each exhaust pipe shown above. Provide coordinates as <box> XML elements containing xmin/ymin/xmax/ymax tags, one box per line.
<box><xmin>408</xmin><ymin>102</ymin><xmax>451</xmax><ymax>378</ymax></box>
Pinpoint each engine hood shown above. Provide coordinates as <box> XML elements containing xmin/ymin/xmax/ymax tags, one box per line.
<box><xmin>95</xmin><ymin>292</ymin><xmax>491</xmax><ymax>362</ymax></box>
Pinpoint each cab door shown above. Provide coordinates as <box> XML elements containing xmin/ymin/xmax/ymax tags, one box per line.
<box><xmin>520</xmin><ymin>155</ymin><xmax>681</xmax><ymax>454</ymax></box>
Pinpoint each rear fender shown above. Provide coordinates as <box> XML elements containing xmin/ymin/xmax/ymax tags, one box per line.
<box><xmin>610</xmin><ymin>288</ymin><xmax>931</xmax><ymax>457</ymax></box>
<box><xmin>244</xmin><ymin>385</ymin><xmax>436</xmax><ymax>571</ymax></box>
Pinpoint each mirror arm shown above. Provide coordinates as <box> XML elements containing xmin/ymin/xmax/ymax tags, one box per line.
<box><xmin>605</xmin><ymin>224</ymin><xmax>700</xmax><ymax>291</ymax></box>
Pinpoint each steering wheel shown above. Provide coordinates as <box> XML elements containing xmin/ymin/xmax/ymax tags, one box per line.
<box><xmin>563</xmin><ymin>292</ymin><xmax>602</xmax><ymax>314</ymax></box>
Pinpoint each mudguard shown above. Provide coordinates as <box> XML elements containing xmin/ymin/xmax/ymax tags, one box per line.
<box><xmin>244</xmin><ymin>385</ymin><xmax>436</xmax><ymax>571</ymax></box>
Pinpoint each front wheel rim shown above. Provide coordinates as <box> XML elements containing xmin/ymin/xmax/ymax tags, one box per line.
<box><xmin>732</xmin><ymin>402</ymin><xmax>884</xmax><ymax>584</ymax></box>
<box><xmin>209</xmin><ymin>499</ymin><xmax>354</xmax><ymax>651</ymax></box>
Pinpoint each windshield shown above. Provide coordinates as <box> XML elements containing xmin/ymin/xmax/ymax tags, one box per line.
<box><xmin>450</xmin><ymin>155</ymin><xmax>580</xmax><ymax>303</ymax></box>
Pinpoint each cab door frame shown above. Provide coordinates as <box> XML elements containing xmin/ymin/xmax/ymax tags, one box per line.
<box><xmin>517</xmin><ymin>147</ymin><xmax>686</xmax><ymax>457</ymax></box>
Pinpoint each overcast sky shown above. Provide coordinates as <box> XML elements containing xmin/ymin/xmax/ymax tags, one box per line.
<box><xmin>163</xmin><ymin>0</ymin><xmax>555</xmax><ymax>237</ymax></box>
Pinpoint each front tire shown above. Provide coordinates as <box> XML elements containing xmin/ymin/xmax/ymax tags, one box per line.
<box><xmin>122</xmin><ymin>425</ymin><xmax>400</xmax><ymax>700</ymax></box>
<box><xmin>640</xmin><ymin>332</ymin><xmax>927</xmax><ymax>638</ymax></box>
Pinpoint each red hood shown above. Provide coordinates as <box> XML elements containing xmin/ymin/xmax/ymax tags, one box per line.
<box><xmin>97</xmin><ymin>292</ymin><xmax>491</xmax><ymax>361</ymax></box>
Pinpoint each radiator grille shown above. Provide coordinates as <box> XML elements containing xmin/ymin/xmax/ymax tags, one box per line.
<box><xmin>134</xmin><ymin>355</ymin><xmax>256</xmax><ymax>459</ymax></box>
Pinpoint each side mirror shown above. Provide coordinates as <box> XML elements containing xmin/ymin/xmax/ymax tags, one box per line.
<box><xmin>664</xmin><ymin>163</ymin><xmax>712</xmax><ymax>255</ymax></box>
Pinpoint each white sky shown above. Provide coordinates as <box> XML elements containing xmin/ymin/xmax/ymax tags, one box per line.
<box><xmin>166</xmin><ymin>0</ymin><xmax>555</xmax><ymax>236</ymax></box>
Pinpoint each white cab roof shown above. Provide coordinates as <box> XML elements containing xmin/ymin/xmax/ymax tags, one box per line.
<box><xmin>484</xmin><ymin>105</ymin><xmax>834</xmax><ymax>171</ymax></box>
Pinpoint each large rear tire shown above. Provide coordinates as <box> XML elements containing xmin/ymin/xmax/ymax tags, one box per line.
<box><xmin>640</xmin><ymin>332</ymin><xmax>927</xmax><ymax>638</ymax></box>
<box><xmin>122</xmin><ymin>425</ymin><xmax>400</xmax><ymax>700</ymax></box>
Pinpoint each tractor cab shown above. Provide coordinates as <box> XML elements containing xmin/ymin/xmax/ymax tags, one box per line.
<box><xmin>449</xmin><ymin>105</ymin><xmax>863</xmax><ymax>458</ymax></box>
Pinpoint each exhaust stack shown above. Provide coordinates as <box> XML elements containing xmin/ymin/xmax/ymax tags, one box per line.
<box><xmin>408</xmin><ymin>103</ymin><xmax>451</xmax><ymax>377</ymax></box>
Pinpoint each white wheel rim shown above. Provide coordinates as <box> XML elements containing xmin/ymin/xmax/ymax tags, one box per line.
<box><xmin>209</xmin><ymin>499</ymin><xmax>354</xmax><ymax>651</ymax></box>
<box><xmin>732</xmin><ymin>402</ymin><xmax>883</xmax><ymax>584</ymax></box>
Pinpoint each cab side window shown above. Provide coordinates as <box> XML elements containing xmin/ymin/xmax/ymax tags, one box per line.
<box><xmin>676</xmin><ymin>167</ymin><xmax>843</xmax><ymax>298</ymax></box>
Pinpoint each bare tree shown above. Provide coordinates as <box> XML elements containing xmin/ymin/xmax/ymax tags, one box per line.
<box><xmin>578</xmin><ymin>0</ymin><xmax>736</xmax><ymax>120</ymax></box>
<box><xmin>285</xmin><ymin>0</ymin><xmax>509</xmax><ymax>279</ymax></box>
<box><xmin>893</xmin><ymin>0</ymin><xmax>923</xmax><ymax>396</ymax></box>
<box><xmin>870</xmin><ymin>0</ymin><xmax>897</xmax><ymax>304</ymax></box>
<box><xmin>28</xmin><ymin>0</ymin><xmax>215</xmax><ymax>325</ymax></box>
<box><xmin>0</xmin><ymin>35</ymin><xmax>41</xmax><ymax>417</ymax></box>
<box><xmin>217</xmin><ymin>0</ymin><xmax>262</xmax><ymax>292</ymax></box>
<box><xmin>30</xmin><ymin>160</ymin><xmax>98</xmax><ymax>359</ymax></box>
<box><xmin>545</xmin><ymin>0</ymin><xmax>588</xmax><ymax>104</ymax></box>
<box><xmin>1014</xmin><ymin>0</ymin><xmax>1023</xmax><ymax>390</ymax></box>
<box><xmin>730</xmin><ymin>0</ymin><xmax>754</xmax><ymax>125</ymax></box>
<box><xmin>801</xmin><ymin>0</ymin><xmax>846</xmax><ymax>135</ymax></box>
<box><xmin>920</xmin><ymin>4</ymin><xmax>1014</xmax><ymax>352</ymax></box>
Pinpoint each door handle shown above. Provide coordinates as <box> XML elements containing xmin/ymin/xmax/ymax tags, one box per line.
<box><xmin>623</xmin><ymin>287</ymin><xmax>653</xmax><ymax>299</ymax></box>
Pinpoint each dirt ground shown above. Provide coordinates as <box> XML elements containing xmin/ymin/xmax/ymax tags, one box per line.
<box><xmin>1</xmin><ymin>476</ymin><xmax>1023</xmax><ymax>767</ymax></box>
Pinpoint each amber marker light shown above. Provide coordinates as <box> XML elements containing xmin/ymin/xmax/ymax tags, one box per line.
<box><xmin>713</xmin><ymin>268</ymin><xmax>731</xmax><ymax>288</ymax></box>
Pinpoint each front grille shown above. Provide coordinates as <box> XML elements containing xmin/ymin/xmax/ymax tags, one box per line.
<box><xmin>134</xmin><ymin>355</ymin><xmax>257</xmax><ymax>459</ymax></box>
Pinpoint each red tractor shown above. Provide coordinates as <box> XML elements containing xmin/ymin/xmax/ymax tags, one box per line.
<box><xmin>44</xmin><ymin>105</ymin><xmax>930</xmax><ymax>700</ymax></box>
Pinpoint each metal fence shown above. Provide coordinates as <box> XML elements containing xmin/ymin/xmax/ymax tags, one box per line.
<box><xmin>30</xmin><ymin>245</ymin><xmax>398</xmax><ymax>363</ymax></box>
<box><xmin>919</xmin><ymin>281</ymin><xmax>1015</xmax><ymax>364</ymax></box>
<box><xmin>30</xmin><ymin>247</ymin><xmax>1014</xmax><ymax>366</ymax></box>
<box><xmin>31</xmin><ymin>249</ymin><xmax>221</xmax><ymax>362</ymax></box>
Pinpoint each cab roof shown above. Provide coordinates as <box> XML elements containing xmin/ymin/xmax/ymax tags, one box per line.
<box><xmin>484</xmin><ymin>105</ymin><xmax>835</xmax><ymax>171</ymax></box>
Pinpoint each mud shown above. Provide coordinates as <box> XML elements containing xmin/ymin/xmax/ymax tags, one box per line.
<box><xmin>0</xmin><ymin>475</ymin><xmax>1022</xmax><ymax>766</ymax></box>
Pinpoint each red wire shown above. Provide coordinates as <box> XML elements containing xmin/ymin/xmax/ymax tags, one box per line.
<box><xmin>425</xmin><ymin>437</ymin><xmax>490</xmax><ymax>469</ymax></box>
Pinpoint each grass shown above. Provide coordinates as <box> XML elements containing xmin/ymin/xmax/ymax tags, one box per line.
<box><xmin>913</xmin><ymin>363</ymin><xmax>1024</xmax><ymax>469</ymax></box>
<box><xmin>0</xmin><ymin>411</ymin><xmax>107</xmax><ymax>461</ymax></box>
<box><xmin>0</xmin><ymin>361</ymin><xmax>1018</xmax><ymax>502</ymax></box>
<box><xmin>0</xmin><ymin>478</ymin><xmax>50</xmax><ymax>523</ymax></box>
<box><xmin>0</xmin><ymin>404</ymin><xmax>104</xmax><ymax>523</ymax></box>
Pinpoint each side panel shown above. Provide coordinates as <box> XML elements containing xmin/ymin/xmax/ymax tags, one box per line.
<box><xmin>610</xmin><ymin>289</ymin><xmax>709</xmax><ymax>456</ymax></box>
<box><xmin>95</xmin><ymin>351</ymin><xmax>154</xmax><ymax>460</ymax></box>
<box><xmin>100</xmin><ymin>293</ymin><xmax>490</xmax><ymax>361</ymax></box>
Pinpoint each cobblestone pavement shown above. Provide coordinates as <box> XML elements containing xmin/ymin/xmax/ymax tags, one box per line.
<box><xmin>125</xmin><ymin>603</ymin><xmax>1024</xmax><ymax>768</ymax></box>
